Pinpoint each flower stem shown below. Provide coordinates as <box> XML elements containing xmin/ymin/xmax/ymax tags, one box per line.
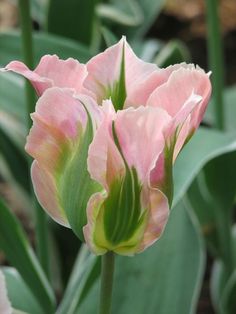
<box><xmin>99</xmin><ymin>252</ymin><xmax>115</xmax><ymax>314</ymax></box>
<box><xmin>18</xmin><ymin>0</ymin><xmax>50</xmax><ymax>278</ymax></box>
<box><xmin>206</xmin><ymin>0</ymin><xmax>225</xmax><ymax>130</ymax></box>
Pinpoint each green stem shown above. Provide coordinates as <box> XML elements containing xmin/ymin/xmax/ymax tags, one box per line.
<box><xmin>206</xmin><ymin>0</ymin><xmax>225</xmax><ymax>130</ymax></box>
<box><xmin>19</xmin><ymin>0</ymin><xmax>50</xmax><ymax>278</ymax></box>
<box><xmin>99</xmin><ymin>252</ymin><xmax>115</xmax><ymax>314</ymax></box>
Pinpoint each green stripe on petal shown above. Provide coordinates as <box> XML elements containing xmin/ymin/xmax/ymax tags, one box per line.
<box><xmin>59</xmin><ymin>104</ymin><xmax>101</xmax><ymax>241</ymax></box>
<box><xmin>102</xmin><ymin>123</ymin><xmax>147</xmax><ymax>247</ymax></box>
<box><xmin>105</xmin><ymin>42</ymin><xmax>127</xmax><ymax>111</ymax></box>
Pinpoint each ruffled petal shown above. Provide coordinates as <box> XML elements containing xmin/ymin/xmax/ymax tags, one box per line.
<box><xmin>26</xmin><ymin>87</ymin><xmax>101</xmax><ymax>232</ymax></box>
<box><xmin>85</xmin><ymin>104</ymin><xmax>172</xmax><ymax>255</ymax></box>
<box><xmin>85</xmin><ymin>37</ymin><xmax>159</xmax><ymax>109</ymax></box>
<box><xmin>4</xmin><ymin>55</ymin><xmax>87</xmax><ymax>96</ymax></box>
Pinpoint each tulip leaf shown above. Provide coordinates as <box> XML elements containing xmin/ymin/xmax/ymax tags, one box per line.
<box><xmin>47</xmin><ymin>0</ymin><xmax>97</xmax><ymax>46</ymax></box>
<box><xmin>210</xmin><ymin>226</ymin><xmax>236</xmax><ymax>313</ymax></box>
<box><xmin>111</xmin><ymin>0</ymin><xmax>165</xmax><ymax>39</ymax></box>
<box><xmin>0</xmin><ymin>72</ymin><xmax>26</xmax><ymax>124</ymax></box>
<box><xmin>205</xmin><ymin>86</ymin><xmax>236</xmax><ymax>130</ymax></box>
<box><xmin>0</xmin><ymin>123</ymin><xmax>30</xmax><ymax>193</ymax></box>
<box><xmin>56</xmin><ymin>245</ymin><xmax>100</xmax><ymax>314</ymax></box>
<box><xmin>0</xmin><ymin>198</ymin><xmax>55</xmax><ymax>313</ymax></box>
<box><xmin>155</xmin><ymin>40</ymin><xmax>191</xmax><ymax>67</ymax></box>
<box><xmin>173</xmin><ymin>127</ymin><xmax>236</xmax><ymax>207</ymax></box>
<box><xmin>78</xmin><ymin>200</ymin><xmax>205</xmax><ymax>314</ymax></box>
<box><xmin>96</xmin><ymin>0</ymin><xmax>143</xmax><ymax>27</ymax></box>
<box><xmin>187</xmin><ymin>152</ymin><xmax>236</xmax><ymax>264</ymax></box>
<box><xmin>0</xmin><ymin>31</ymin><xmax>92</xmax><ymax>67</ymax></box>
<box><xmin>2</xmin><ymin>267</ymin><xmax>44</xmax><ymax>314</ymax></box>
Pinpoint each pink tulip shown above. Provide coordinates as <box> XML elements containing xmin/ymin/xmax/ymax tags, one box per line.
<box><xmin>84</xmin><ymin>101</ymin><xmax>172</xmax><ymax>255</ymax></box>
<box><xmin>2</xmin><ymin>37</ymin><xmax>211</xmax><ymax>254</ymax></box>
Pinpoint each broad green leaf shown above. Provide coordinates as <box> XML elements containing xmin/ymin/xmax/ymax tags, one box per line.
<box><xmin>187</xmin><ymin>173</ymin><xmax>219</xmax><ymax>257</ymax></box>
<box><xmin>187</xmin><ymin>151</ymin><xmax>236</xmax><ymax>275</ymax></box>
<box><xmin>0</xmin><ymin>199</ymin><xmax>55</xmax><ymax>313</ymax></box>
<box><xmin>47</xmin><ymin>0</ymin><xmax>97</xmax><ymax>46</ymax></box>
<box><xmin>221</xmin><ymin>270</ymin><xmax>236</xmax><ymax>314</ymax></box>
<box><xmin>155</xmin><ymin>40</ymin><xmax>191</xmax><ymax>67</ymax></box>
<box><xmin>0</xmin><ymin>123</ymin><xmax>30</xmax><ymax>193</ymax></box>
<box><xmin>173</xmin><ymin>127</ymin><xmax>236</xmax><ymax>207</ymax></box>
<box><xmin>0</xmin><ymin>31</ymin><xmax>92</xmax><ymax>66</ymax></box>
<box><xmin>2</xmin><ymin>267</ymin><xmax>44</xmax><ymax>314</ymax></box>
<box><xmin>0</xmin><ymin>72</ymin><xmax>26</xmax><ymax>124</ymax></box>
<box><xmin>101</xmin><ymin>27</ymin><xmax>118</xmax><ymax>47</ymax></box>
<box><xmin>56</xmin><ymin>246</ymin><xmax>100</xmax><ymax>314</ymax></box>
<box><xmin>97</xmin><ymin>0</ymin><xmax>143</xmax><ymax>27</ymax></box>
<box><xmin>132</xmin><ymin>38</ymin><xmax>162</xmax><ymax>62</ymax></box>
<box><xmin>210</xmin><ymin>226</ymin><xmax>236</xmax><ymax>313</ymax></box>
<box><xmin>116</xmin><ymin>0</ymin><xmax>165</xmax><ymax>39</ymax></box>
<box><xmin>205</xmin><ymin>86</ymin><xmax>236</xmax><ymax>130</ymax></box>
<box><xmin>79</xmin><ymin>201</ymin><xmax>205</xmax><ymax>314</ymax></box>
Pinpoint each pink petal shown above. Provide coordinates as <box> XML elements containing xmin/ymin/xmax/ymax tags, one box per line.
<box><xmin>26</xmin><ymin>88</ymin><xmax>100</xmax><ymax>228</ymax></box>
<box><xmin>25</xmin><ymin>87</ymin><xmax>88</xmax><ymax>171</ymax></box>
<box><xmin>147</xmin><ymin>66</ymin><xmax>211</xmax><ymax>119</ymax></box>
<box><xmin>137</xmin><ymin>188</ymin><xmax>169</xmax><ymax>252</ymax></box>
<box><xmin>114</xmin><ymin>106</ymin><xmax>171</xmax><ymax>183</ymax></box>
<box><xmin>31</xmin><ymin>161</ymin><xmax>69</xmax><ymax>226</ymax></box>
<box><xmin>147</xmin><ymin>66</ymin><xmax>211</xmax><ymax>160</ymax></box>
<box><xmin>87</xmin><ymin>100</ymin><xmax>125</xmax><ymax>190</ymax></box>
<box><xmin>86</xmin><ymin>104</ymin><xmax>172</xmax><ymax>255</ymax></box>
<box><xmin>84</xmin><ymin>37</ymin><xmax>159</xmax><ymax>108</ymax></box>
<box><xmin>4</xmin><ymin>55</ymin><xmax>87</xmax><ymax>96</ymax></box>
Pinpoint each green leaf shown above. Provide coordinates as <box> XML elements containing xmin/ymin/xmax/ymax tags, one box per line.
<box><xmin>0</xmin><ymin>31</ymin><xmax>92</xmax><ymax>66</ymax></box>
<box><xmin>155</xmin><ymin>40</ymin><xmax>191</xmax><ymax>67</ymax></box>
<box><xmin>0</xmin><ymin>72</ymin><xmax>26</xmax><ymax>124</ymax></box>
<box><xmin>101</xmin><ymin>27</ymin><xmax>118</xmax><ymax>47</ymax></box>
<box><xmin>112</xmin><ymin>0</ymin><xmax>165</xmax><ymax>39</ymax></box>
<box><xmin>221</xmin><ymin>270</ymin><xmax>236</xmax><ymax>314</ymax></box>
<box><xmin>187</xmin><ymin>151</ymin><xmax>236</xmax><ymax>275</ymax></box>
<box><xmin>97</xmin><ymin>0</ymin><xmax>143</xmax><ymax>27</ymax></box>
<box><xmin>210</xmin><ymin>226</ymin><xmax>236</xmax><ymax>313</ymax></box>
<box><xmin>0</xmin><ymin>122</ymin><xmax>30</xmax><ymax>193</ymax></box>
<box><xmin>79</xmin><ymin>201</ymin><xmax>205</xmax><ymax>314</ymax></box>
<box><xmin>130</xmin><ymin>38</ymin><xmax>162</xmax><ymax>62</ymax></box>
<box><xmin>0</xmin><ymin>198</ymin><xmax>55</xmax><ymax>313</ymax></box>
<box><xmin>56</xmin><ymin>246</ymin><xmax>100</xmax><ymax>314</ymax></box>
<box><xmin>205</xmin><ymin>86</ymin><xmax>236</xmax><ymax>130</ymax></box>
<box><xmin>173</xmin><ymin>127</ymin><xmax>236</xmax><ymax>207</ymax></box>
<box><xmin>2</xmin><ymin>267</ymin><xmax>44</xmax><ymax>314</ymax></box>
<box><xmin>47</xmin><ymin>0</ymin><xmax>97</xmax><ymax>46</ymax></box>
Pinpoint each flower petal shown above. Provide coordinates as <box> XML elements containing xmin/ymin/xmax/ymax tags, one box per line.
<box><xmin>85</xmin><ymin>104</ymin><xmax>172</xmax><ymax>255</ymax></box>
<box><xmin>26</xmin><ymin>87</ymin><xmax>101</xmax><ymax>236</ymax></box>
<box><xmin>85</xmin><ymin>37</ymin><xmax>159</xmax><ymax>109</ymax></box>
<box><xmin>137</xmin><ymin>187</ymin><xmax>169</xmax><ymax>252</ymax></box>
<box><xmin>32</xmin><ymin>161</ymin><xmax>69</xmax><ymax>226</ymax></box>
<box><xmin>4</xmin><ymin>55</ymin><xmax>87</xmax><ymax>96</ymax></box>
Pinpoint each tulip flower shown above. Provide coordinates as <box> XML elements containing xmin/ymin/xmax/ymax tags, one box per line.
<box><xmin>0</xmin><ymin>271</ymin><xmax>12</xmax><ymax>314</ymax></box>
<box><xmin>2</xmin><ymin>38</ymin><xmax>211</xmax><ymax>255</ymax></box>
